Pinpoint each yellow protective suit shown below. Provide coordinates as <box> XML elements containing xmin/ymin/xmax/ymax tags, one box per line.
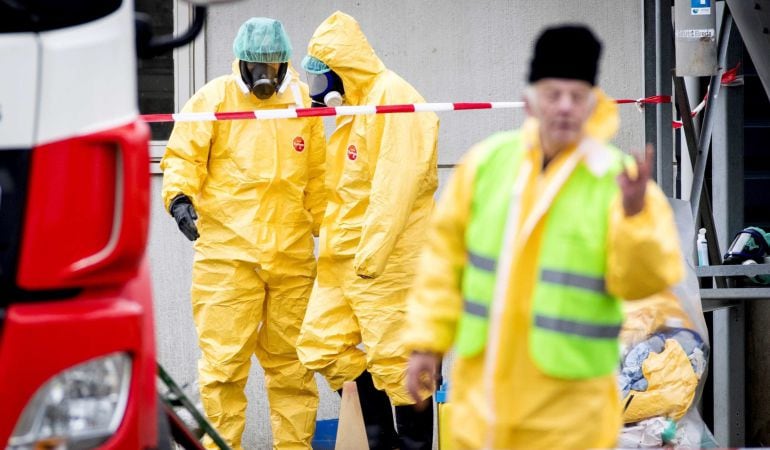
<box><xmin>620</xmin><ymin>290</ymin><xmax>694</xmax><ymax>350</ymax></box>
<box><xmin>623</xmin><ymin>338</ymin><xmax>699</xmax><ymax>422</ymax></box>
<box><xmin>296</xmin><ymin>11</ymin><xmax>439</xmax><ymax>405</ymax></box>
<box><xmin>405</xmin><ymin>90</ymin><xmax>684</xmax><ymax>449</ymax></box>
<box><xmin>160</xmin><ymin>62</ymin><xmax>326</xmax><ymax>450</ymax></box>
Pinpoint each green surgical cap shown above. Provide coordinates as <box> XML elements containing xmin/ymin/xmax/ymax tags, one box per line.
<box><xmin>232</xmin><ymin>17</ymin><xmax>292</xmax><ymax>63</ymax></box>
<box><xmin>301</xmin><ymin>55</ymin><xmax>330</xmax><ymax>74</ymax></box>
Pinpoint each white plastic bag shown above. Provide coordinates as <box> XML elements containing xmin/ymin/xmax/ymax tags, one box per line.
<box><xmin>617</xmin><ymin>199</ymin><xmax>716</xmax><ymax>448</ymax></box>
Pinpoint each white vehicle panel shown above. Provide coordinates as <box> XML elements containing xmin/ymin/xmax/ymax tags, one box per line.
<box><xmin>0</xmin><ymin>34</ymin><xmax>39</xmax><ymax>149</ymax></box>
<box><xmin>36</xmin><ymin>0</ymin><xmax>137</xmax><ymax>145</ymax></box>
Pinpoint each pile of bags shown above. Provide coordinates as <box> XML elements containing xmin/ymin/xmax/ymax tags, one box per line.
<box><xmin>617</xmin><ymin>289</ymin><xmax>717</xmax><ymax>448</ymax></box>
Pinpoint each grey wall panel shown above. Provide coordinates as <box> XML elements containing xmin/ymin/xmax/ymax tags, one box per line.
<box><xmin>205</xmin><ymin>0</ymin><xmax>645</xmax><ymax>165</ymax></box>
<box><xmin>148</xmin><ymin>176</ymin><xmax>197</xmax><ymax>383</ymax></box>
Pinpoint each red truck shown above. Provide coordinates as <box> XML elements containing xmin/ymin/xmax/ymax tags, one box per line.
<box><xmin>0</xmin><ymin>1</ymin><xmax>211</xmax><ymax>448</ymax></box>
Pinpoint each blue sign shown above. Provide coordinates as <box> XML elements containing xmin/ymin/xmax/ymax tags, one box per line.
<box><xmin>691</xmin><ymin>0</ymin><xmax>711</xmax><ymax>15</ymax></box>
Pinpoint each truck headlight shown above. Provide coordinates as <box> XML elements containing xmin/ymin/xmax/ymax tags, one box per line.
<box><xmin>7</xmin><ymin>352</ymin><xmax>132</xmax><ymax>450</ymax></box>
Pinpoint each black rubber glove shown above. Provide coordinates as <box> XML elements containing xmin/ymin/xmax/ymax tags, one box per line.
<box><xmin>169</xmin><ymin>194</ymin><xmax>199</xmax><ymax>241</ymax></box>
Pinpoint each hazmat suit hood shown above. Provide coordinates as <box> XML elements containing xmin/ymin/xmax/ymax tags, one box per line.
<box><xmin>583</xmin><ymin>88</ymin><xmax>620</xmax><ymax>143</ymax></box>
<box><xmin>306</xmin><ymin>11</ymin><xmax>387</xmax><ymax>105</ymax></box>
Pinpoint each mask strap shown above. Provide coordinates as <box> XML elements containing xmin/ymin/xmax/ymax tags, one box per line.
<box><xmin>239</xmin><ymin>60</ymin><xmax>254</xmax><ymax>87</ymax></box>
<box><xmin>278</xmin><ymin>70</ymin><xmax>292</xmax><ymax>94</ymax></box>
<box><xmin>749</xmin><ymin>229</ymin><xmax>770</xmax><ymax>254</ymax></box>
<box><xmin>290</xmin><ymin>82</ymin><xmax>303</xmax><ymax>108</ymax></box>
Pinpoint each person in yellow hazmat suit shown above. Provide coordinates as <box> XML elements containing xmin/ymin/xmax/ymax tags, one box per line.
<box><xmin>160</xmin><ymin>17</ymin><xmax>326</xmax><ymax>450</ymax></box>
<box><xmin>294</xmin><ymin>11</ymin><xmax>439</xmax><ymax>450</ymax></box>
<box><xmin>404</xmin><ymin>25</ymin><xmax>684</xmax><ymax>449</ymax></box>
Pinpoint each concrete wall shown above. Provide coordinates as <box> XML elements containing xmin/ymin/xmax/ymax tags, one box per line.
<box><xmin>149</xmin><ymin>1</ymin><xmax>645</xmax><ymax>448</ymax></box>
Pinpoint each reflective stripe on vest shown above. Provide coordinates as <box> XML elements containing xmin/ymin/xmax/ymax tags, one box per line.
<box><xmin>463</xmin><ymin>299</ymin><xmax>489</xmax><ymax>317</ymax></box>
<box><xmin>468</xmin><ymin>251</ymin><xmax>496</xmax><ymax>272</ymax></box>
<box><xmin>540</xmin><ymin>269</ymin><xmax>606</xmax><ymax>294</ymax></box>
<box><xmin>534</xmin><ymin>315</ymin><xmax>621</xmax><ymax>339</ymax></box>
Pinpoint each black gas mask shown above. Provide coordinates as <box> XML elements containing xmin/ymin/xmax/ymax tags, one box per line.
<box><xmin>306</xmin><ymin>70</ymin><xmax>345</xmax><ymax>107</ymax></box>
<box><xmin>723</xmin><ymin>227</ymin><xmax>770</xmax><ymax>264</ymax></box>
<box><xmin>239</xmin><ymin>60</ymin><xmax>288</xmax><ymax>100</ymax></box>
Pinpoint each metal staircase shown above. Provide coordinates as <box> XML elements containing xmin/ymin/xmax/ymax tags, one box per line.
<box><xmin>644</xmin><ymin>1</ymin><xmax>770</xmax><ymax>446</ymax></box>
<box><xmin>742</xmin><ymin>49</ymin><xmax>770</xmax><ymax>231</ymax></box>
<box><xmin>727</xmin><ymin>0</ymin><xmax>770</xmax><ymax>100</ymax></box>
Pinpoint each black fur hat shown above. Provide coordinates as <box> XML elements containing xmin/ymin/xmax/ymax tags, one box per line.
<box><xmin>528</xmin><ymin>25</ymin><xmax>602</xmax><ymax>86</ymax></box>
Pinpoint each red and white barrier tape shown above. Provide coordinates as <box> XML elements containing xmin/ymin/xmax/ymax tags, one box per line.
<box><xmin>141</xmin><ymin>64</ymin><xmax>742</xmax><ymax>130</ymax></box>
<box><xmin>721</xmin><ymin>62</ymin><xmax>743</xmax><ymax>86</ymax></box>
<box><xmin>140</xmin><ymin>95</ymin><xmax>672</xmax><ymax>123</ymax></box>
<box><xmin>672</xmin><ymin>62</ymin><xmax>742</xmax><ymax>129</ymax></box>
<box><xmin>672</xmin><ymin>95</ymin><xmax>707</xmax><ymax>129</ymax></box>
<box><xmin>616</xmin><ymin>95</ymin><xmax>672</xmax><ymax>106</ymax></box>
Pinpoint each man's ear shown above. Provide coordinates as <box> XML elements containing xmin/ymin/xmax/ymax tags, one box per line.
<box><xmin>523</xmin><ymin>86</ymin><xmax>537</xmax><ymax>117</ymax></box>
<box><xmin>586</xmin><ymin>90</ymin><xmax>598</xmax><ymax>115</ymax></box>
<box><xmin>524</xmin><ymin>96</ymin><xmax>534</xmax><ymax>117</ymax></box>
